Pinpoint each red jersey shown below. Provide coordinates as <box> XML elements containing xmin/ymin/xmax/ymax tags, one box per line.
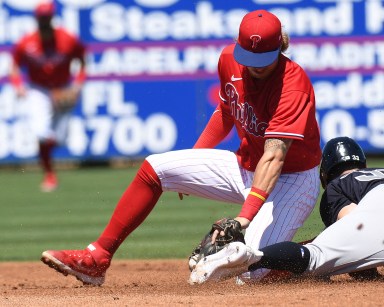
<box><xmin>218</xmin><ymin>44</ymin><xmax>321</xmax><ymax>173</ymax></box>
<box><xmin>12</xmin><ymin>28</ymin><xmax>85</xmax><ymax>89</ymax></box>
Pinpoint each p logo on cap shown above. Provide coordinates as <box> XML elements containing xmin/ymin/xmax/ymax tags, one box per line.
<box><xmin>234</xmin><ymin>10</ymin><xmax>282</xmax><ymax>68</ymax></box>
<box><xmin>250</xmin><ymin>35</ymin><xmax>262</xmax><ymax>49</ymax></box>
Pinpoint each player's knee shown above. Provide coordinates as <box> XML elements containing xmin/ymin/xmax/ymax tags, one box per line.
<box><xmin>139</xmin><ymin>159</ymin><xmax>162</xmax><ymax>190</ymax></box>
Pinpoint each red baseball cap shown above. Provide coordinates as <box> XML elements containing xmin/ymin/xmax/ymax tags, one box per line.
<box><xmin>234</xmin><ymin>10</ymin><xmax>282</xmax><ymax>68</ymax></box>
<box><xmin>34</xmin><ymin>2</ymin><xmax>55</xmax><ymax>17</ymax></box>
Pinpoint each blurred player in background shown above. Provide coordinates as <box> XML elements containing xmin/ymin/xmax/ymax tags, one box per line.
<box><xmin>41</xmin><ymin>9</ymin><xmax>321</xmax><ymax>285</ymax></box>
<box><xmin>9</xmin><ymin>1</ymin><xmax>86</xmax><ymax>192</ymax></box>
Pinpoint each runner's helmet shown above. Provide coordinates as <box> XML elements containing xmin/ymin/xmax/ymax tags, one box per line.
<box><xmin>320</xmin><ymin>137</ymin><xmax>366</xmax><ymax>188</ymax></box>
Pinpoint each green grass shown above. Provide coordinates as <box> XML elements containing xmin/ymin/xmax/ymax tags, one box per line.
<box><xmin>0</xmin><ymin>165</ymin><xmax>242</xmax><ymax>261</ymax></box>
<box><xmin>2</xmin><ymin>157</ymin><xmax>383</xmax><ymax>262</ymax></box>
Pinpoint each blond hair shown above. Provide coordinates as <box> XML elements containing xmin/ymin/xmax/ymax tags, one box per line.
<box><xmin>281</xmin><ymin>30</ymin><xmax>289</xmax><ymax>53</ymax></box>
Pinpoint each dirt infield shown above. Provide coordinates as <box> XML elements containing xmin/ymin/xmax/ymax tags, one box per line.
<box><xmin>1</xmin><ymin>260</ymin><xmax>383</xmax><ymax>306</ymax></box>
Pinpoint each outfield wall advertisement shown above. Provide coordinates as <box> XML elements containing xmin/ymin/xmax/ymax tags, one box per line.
<box><xmin>0</xmin><ymin>0</ymin><xmax>383</xmax><ymax>163</ymax></box>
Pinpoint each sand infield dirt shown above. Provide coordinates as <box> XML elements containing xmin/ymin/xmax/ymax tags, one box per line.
<box><xmin>1</xmin><ymin>259</ymin><xmax>383</xmax><ymax>306</ymax></box>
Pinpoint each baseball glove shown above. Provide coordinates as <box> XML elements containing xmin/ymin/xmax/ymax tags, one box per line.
<box><xmin>188</xmin><ymin>217</ymin><xmax>245</xmax><ymax>271</ymax></box>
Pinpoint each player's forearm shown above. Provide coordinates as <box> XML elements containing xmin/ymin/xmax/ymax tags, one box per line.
<box><xmin>253</xmin><ymin>138</ymin><xmax>291</xmax><ymax>192</ymax></box>
<box><xmin>337</xmin><ymin>203</ymin><xmax>357</xmax><ymax>220</ymax></box>
<box><xmin>9</xmin><ymin>63</ymin><xmax>26</xmax><ymax>97</ymax></box>
<box><xmin>9</xmin><ymin>64</ymin><xmax>23</xmax><ymax>88</ymax></box>
<box><xmin>193</xmin><ymin>107</ymin><xmax>233</xmax><ymax>149</ymax></box>
<box><xmin>236</xmin><ymin>156</ymin><xmax>283</xmax><ymax>225</ymax></box>
<box><xmin>73</xmin><ymin>63</ymin><xmax>86</xmax><ymax>86</ymax></box>
<box><xmin>251</xmin><ymin>151</ymin><xmax>285</xmax><ymax>193</ymax></box>
<box><xmin>237</xmin><ymin>138</ymin><xmax>291</xmax><ymax>224</ymax></box>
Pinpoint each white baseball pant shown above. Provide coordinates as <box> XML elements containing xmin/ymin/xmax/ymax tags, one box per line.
<box><xmin>147</xmin><ymin>149</ymin><xmax>320</xmax><ymax>279</ymax></box>
<box><xmin>25</xmin><ymin>85</ymin><xmax>72</xmax><ymax>145</ymax></box>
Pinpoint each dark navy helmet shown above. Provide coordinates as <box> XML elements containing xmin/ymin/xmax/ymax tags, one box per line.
<box><xmin>320</xmin><ymin>137</ymin><xmax>366</xmax><ymax>188</ymax></box>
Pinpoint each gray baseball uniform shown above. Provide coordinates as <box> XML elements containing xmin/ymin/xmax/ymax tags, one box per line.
<box><xmin>305</xmin><ymin>169</ymin><xmax>384</xmax><ymax>275</ymax></box>
<box><xmin>250</xmin><ymin>168</ymin><xmax>384</xmax><ymax>277</ymax></box>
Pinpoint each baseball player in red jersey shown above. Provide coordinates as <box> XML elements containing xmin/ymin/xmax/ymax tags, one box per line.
<box><xmin>9</xmin><ymin>1</ymin><xmax>86</xmax><ymax>192</ymax></box>
<box><xmin>40</xmin><ymin>10</ymin><xmax>321</xmax><ymax>286</ymax></box>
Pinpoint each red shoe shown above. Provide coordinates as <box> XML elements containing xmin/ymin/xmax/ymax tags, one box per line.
<box><xmin>40</xmin><ymin>172</ymin><xmax>58</xmax><ymax>192</ymax></box>
<box><xmin>41</xmin><ymin>244</ymin><xmax>111</xmax><ymax>286</ymax></box>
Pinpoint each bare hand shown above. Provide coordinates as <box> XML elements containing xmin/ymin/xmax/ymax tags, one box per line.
<box><xmin>15</xmin><ymin>86</ymin><xmax>26</xmax><ymax>98</ymax></box>
<box><xmin>210</xmin><ymin>229</ymin><xmax>223</xmax><ymax>244</ymax></box>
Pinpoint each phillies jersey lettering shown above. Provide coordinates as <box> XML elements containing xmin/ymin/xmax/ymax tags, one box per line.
<box><xmin>225</xmin><ymin>83</ymin><xmax>267</xmax><ymax>137</ymax></box>
<box><xmin>217</xmin><ymin>44</ymin><xmax>321</xmax><ymax>173</ymax></box>
<box><xmin>242</xmin><ymin>100</ymin><xmax>268</xmax><ymax>137</ymax></box>
<box><xmin>320</xmin><ymin>168</ymin><xmax>384</xmax><ymax>227</ymax></box>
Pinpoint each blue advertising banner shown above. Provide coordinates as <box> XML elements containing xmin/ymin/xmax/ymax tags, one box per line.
<box><xmin>0</xmin><ymin>0</ymin><xmax>383</xmax><ymax>163</ymax></box>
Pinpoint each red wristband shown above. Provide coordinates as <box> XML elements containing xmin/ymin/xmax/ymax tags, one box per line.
<box><xmin>10</xmin><ymin>74</ymin><xmax>23</xmax><ymax>88</ymax></box>
<box><xmin>238</xmin><ymin>187</ymin><xmax>269</xmax><ymax>221</ymax></box>
<box><xmin>74</xmin><ymin>69</ymin><xmax>86</xmax><ymax>85</ymax></box>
